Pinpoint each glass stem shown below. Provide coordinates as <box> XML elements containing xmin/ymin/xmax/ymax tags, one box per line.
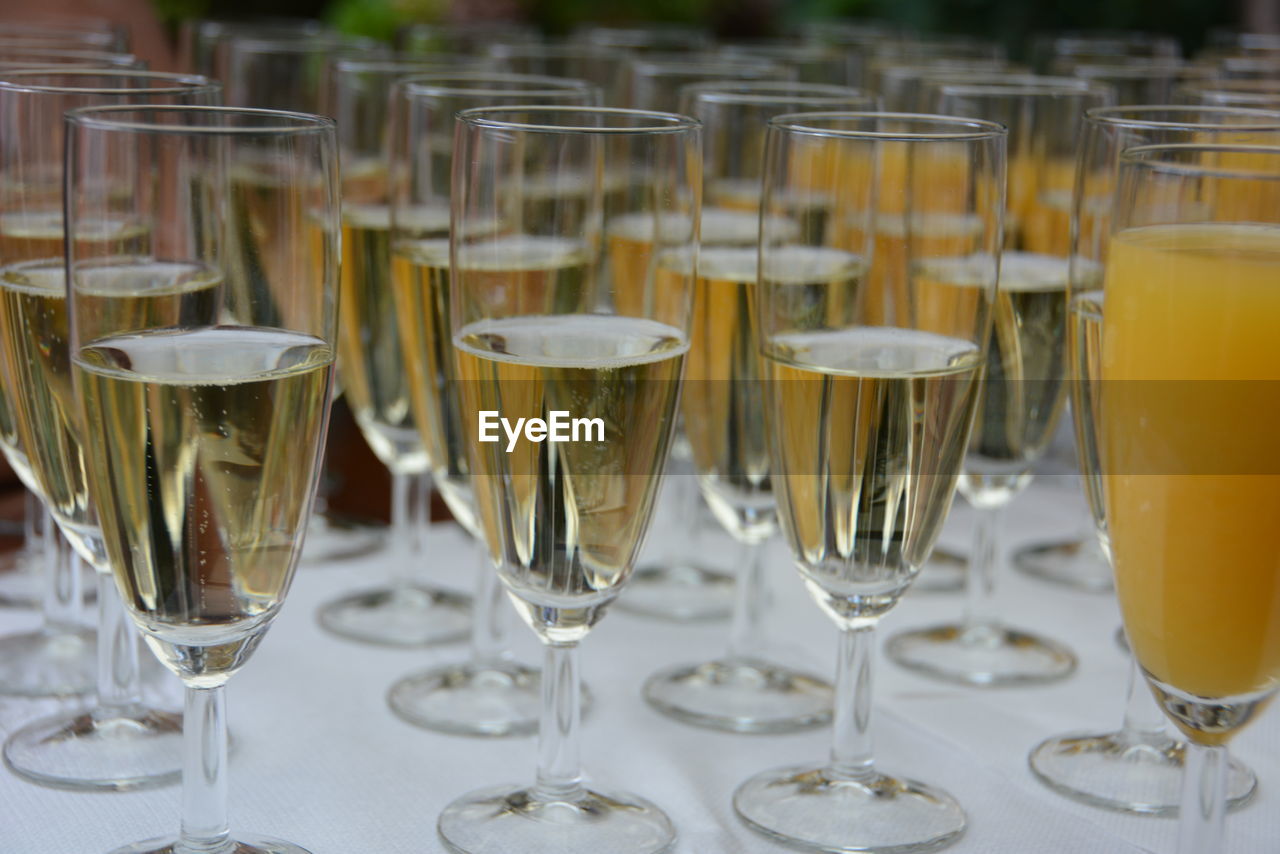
<box><xmin>180</xmin><ymin>683</ymin><xmax>232</xmax><ymax>854</ymax></box>
<box><xmin>726</xmin><ymin>539</ymin><xmax>766</xmax><ymax>661</ymax></box>
<box><xmin>388</xmin><ymin>469</ymin><xmax>413</xmax><ymax>591</ymax></box>
<box><xmin>95</xmin><ymin>568</ymin><xmax>143</xmax><ymax>713</ymax></box>
<box><xmin>962</xmin><ymin>502</ymin><xmax>1005</xmax><ymax>631</ymax></box>
<box><xmin>1177</xmin><ymin>742</ymin><xmax>1228</xmax><ymax>854</ymax></box>
<box><xmin>1118</xmin><ymin>649</ymin><xmax>1169</xmax><ymax>743</ymax></box>
<box><xmin>21</xmin><ymin>488</ymin><xmax>37</xmax><ymax>557</ymax></box>
<box><xmin>533</xmin><ymin>642</ymin><xmax>584</xmax><ymax>803</ymax></box>
<box><xmin>469</xmin><ymin>545</ymin><xmax>508</xmax><ymax>667</ymax></box>
<box><xmin>828</xmin><ymin>623</ymin><xmax>877</xmax><ymax>782</ymax></box>
<box><xmin>43</xmin><ymin>526</ymin><xmax>82</xmax><ymax>633</ymax></box>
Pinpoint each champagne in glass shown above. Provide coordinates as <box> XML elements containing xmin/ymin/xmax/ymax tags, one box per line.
<box><xmin>67</xmin><ymin>104</ymin><xmax>338</xmax><ymax>854</ymax></box>
<box><xmin>436</xmin><ymin>105</ymin><xmax>698</xmax><ymax>854</ymax></box>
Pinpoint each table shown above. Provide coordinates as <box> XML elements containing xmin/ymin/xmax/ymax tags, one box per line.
<box><xmin>1</xmin><ymin>479</ymin><xmax>1276</xmax><ymax>853</ymax></box>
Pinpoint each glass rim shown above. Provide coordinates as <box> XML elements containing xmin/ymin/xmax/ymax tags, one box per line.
<box><xmin>225</xmin><ymin>32</ymin><xmax>382</xmax><ymax>54</ymax></box>
<box><xmin>0</xmin><ymin>47</ymin><xmax>135</xmax><ymax>61</ymax></box>
<box><xmin>456</xmin><ymin>105</ymin><xmax>700</xmax><ymax>135</ymax></box>
<box><xmin>1085</xmin><ymin>104</ymin><xmax>1280</xmax><ymax>130</ymax></box>
<box><xmin>398</xmin><ymin>71</ymin><xmax>596</xmax><ymax>98</ymax></box>
<box><xmin>768</xmin><ymin>110</ymin><xmax>1006</xmax><ymax>141</ymax></box>
<box><xmin>681</xmin><ymin>79</ymin><xmax>873</xmax><ymax>106</ymax></box>
<box><xmin>1178</xmin><ymin>78</ymin><xmax>1280</xmax><ymax>94</ymax></box>
<box><xmin>1069</xmin><ymin>61</ymin><xmax>1217</xmax><ymax>79</ymax></box>
<box><xmin>0</xmin><ymin>68</ymin><xmax>218</xmax><ymax>96</ymax></box>
<box><xmin>935</xmin><ymin>78</ymin><xmax>1114</xmax><ymax>98</ymax></box>
<box><xmin>330</xmin><ymin>55</ymin><xmax>486</xmax><ymax>75</ymax></box>
<box><xmin>63</xmin><ymin>104</ymin><xmax>336</xmax><ymax>136</ymax></box>
<box><xmin>487</xmin><ymin>41</ymin><xmax>628</xmax><ymax>58</ymax></box>
<box><xmin>1120</xmin><ymin>142</ymin><xmax>1280</xmax><ymax>180</ymax></box>
<box><xmin>717</xmin><ymin>42</ymin><xmax>845</xmax><ymax>58</ymax></box>
<box><xmin>626</xmin><ymin>56</ymin><xmax>786</xmax><ymax>75</ymax></box>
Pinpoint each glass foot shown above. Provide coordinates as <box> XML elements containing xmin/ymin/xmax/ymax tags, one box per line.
<box><xmin>3</xmin><ymin>704</ymin><xmax>182</xmax><ymax>791</ymax></box>
<box><xmin>299</xmin><ymin>514</ymin><xmax>385</xmax><ymax>566</ymax></box>
<box><xmin>388</xmin><ymin>660</ymin><xmax>555</xmax><ymax>737</ymax></box>
<box><xmin>439</xmin><ymin>784</ymin><xmax>675</xmax><ymax>854</ymax></box>
<box><xmin>885</xmin><ymin>623</ymin><xmax>1077</xmax><ymax>687</ymax></box>
<box><xmin>0</xmin><ymin>626</ymin><xmax>96</xmax><ymax>698</ymax></box>
<box><xmin>1029</xmin><ymin>730</ymin><xmax>1257</xmax><ymax>815</ymax></box>
<box><xmin>615</xmin><ymin>564</ymin><xmax>734</xmax><ymax>621</ymax></box>
<box><xmin>910</xmin><ymin>547</ymin><xmax>965</xmax><ymax>594</ymax></box>
<box><xmin>317</xmin><ymin>584</ymin><xmax>470</xmax><ymax>647</ymax></box>
<box><xmin>734</xmin><ymin>764</ymin><xmax>966</xmax><ymax>853</ymax></box>
<box><xmin>107</xmin><ymin>834</ymin><xmax>311</xmax><ymax>853</ymax></box>
<box><xmin>1013</xmin><ymin>539</ymin><xmax>1113</xmax><ymax>593</ymax></box>
<box><xmin>643</xmin><ymin>657</ymin><xmax>832</xmax><ymax>733</ymax></box>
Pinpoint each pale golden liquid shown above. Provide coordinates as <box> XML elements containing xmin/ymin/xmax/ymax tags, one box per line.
<box><xmin>455</xmin><ymin>314</ymin><xmax>686</xmax><ymax>644</ymax></box>
<box><xmin>337</xmin><ymin>204</ymin><xmax>425</xmax><ymax>471</ymax></box>
<box><xmin>76</xmin><ymin>327</ymin><xmax>332</xmax><ymax>684</ymax></box>
<box><xmin>914</xmin><ymin>252</ymin><xmax>1070</xmax><ymax>499</ymax></box>
<box><xmin>1069</xmin><ymin>288</ymin><xmax>1107</xmax><ymax>552</ymax></box>
<box><xmin>0</xmin><ymin>260</ymin><xmax>220</xmax><ymax>566</ymax></box>
<box><xmin>393</xmin><ymin>235</ymin><xmax>590</xmax><ymax>535</ymax></box>
<box><xmin>765</xmin><ymin>326</ymin><xmax>983</xmax><ymax>625</ymax></box>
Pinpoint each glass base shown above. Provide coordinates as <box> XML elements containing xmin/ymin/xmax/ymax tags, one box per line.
<box><xmin>643</xmin><ymin>657</ymin><xmax>832</xmax><ymax>733</ymax></box>
<box><xmin>614</xmin><ymin>564</ymin><xmax>734</xmax><ymax>622</ymax></box>
<box><xmin>0</xmin><ymin>626</ymin><xmax>96</xmax><ymax>698</ymax></box>
<box><xmin>387</xmin><ymin>660</ymin><xmax>550</xmax><ymax>737</ymax></box>
<box><xmin>885</xmin><ymin>623</ymin><xmax>1077</xmax><ymax>687</ymax></box>
<box><xmin>3</xmin><ymin>704</ymin><xmax>182</xmax><ymax>791</ymax></box>
<box><xmin>910</xmin><ymin>547</ymin><xmax>965</xmax><ymax>594</ymax></box>
<box><xmin>107</xmin><ymin>834</ymin><xmax>311</xmax><ymax>854</ymax></box>
<box><xmin>1029</xmin><ymin>730</ymin><xmax>1257</xmax><ymax>815</ymax></box>
<box><xmin>1013</xmin><ymin>539</ymin><xmax>1113</xmax><ymax>593</ymax></box>
<box><xmin>317</xmin><ymin>584</ymin><xmax>470</xmax><ymax>647</ymax></box>
<box><xmin>734</xmin><ymin>764</ymin><xmax>966</xmax><ymax>854</ymax></box>
<box><xmin>299</xmin><ymin>515</ymin><xmax>385</xmax><ymax>566</ymax></box>
<box><xmin>439</xmin><ymin>784</ymin><xmax>675</xmax><ymax>854</ymax></box>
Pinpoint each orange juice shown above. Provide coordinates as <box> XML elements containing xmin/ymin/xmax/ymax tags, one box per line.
<box><xmin>1101</xmin><ymin>223</ymin><xmax>1280</xmax><ymax>734</ymax></box>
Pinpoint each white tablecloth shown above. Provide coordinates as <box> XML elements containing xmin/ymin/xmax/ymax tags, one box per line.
<box><xmin>2</xmin><ymin>478</ymin><xmax>1277</xmax><ymax>854</ymax></box>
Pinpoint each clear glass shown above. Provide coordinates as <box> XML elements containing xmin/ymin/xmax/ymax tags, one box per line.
<box><xmin>65</xmin><ymin>104</ymin><xmax>339</xmax><ymax>854</ymax></box>
<box><xmin>217</xmin><ymin>31</ymin><xmax>385</xmax><ymax>113</ymax></box>
<box><xmin>437</xmin><ymin>105</ymin><xmax>699</xmax><ymax>853</ymax></box>
<box><xmin>396</xmin><ymin>20</ymin><xmax>541</xmax><ymax>55</ymax></box>
<box><xmin>1177</xmin><ymin>79</ymin><xmax>1280</xmax><ymax>111</ymax></box>
<box><xmin>0</xmin><ymin>69</ymin><xmax>219</xmax><ymax>792</ymax></box>
<box><xmin>622</xmin><ymin>54</ymin><xmax>796</xmax><ymax>111</ymax></box>
<box><xmin>1028</xmin><ymin>108</ymin><xmax>1280</xmax><ymax>815</ymax></box>
<box><xmin>571</xmin><ymin>23</ymin><xmax>712</xmax><ymax>54</ymax></box>
<box><xmin>0</xmin><ymin>24</ymin><xmax>127</xmax><ymax>52</ymax></box>
<box><xmin>1095</xmin><ymin>143</ymin><xmax>1280</xmax><ymax>854</ymax></box>
<box><xmin>717</xmin><ymin>42</ymin><xmax>854</xmax><ymax>85</ymax></box>
<box><xmin>734</xmin><ymin>111</ymin><xmax>1005</xmax><ymax>853</ymax></box>
<box><xmin>384</xmin><ymin>73</ymin><xmax>600</xmax><ymax>734</ymax></box>
<box><xmin>486</xmin><ymin>42</ymin><xmax>634</xmax><ymax>106</ymax></box>
<box><xmin>1028</xmin><ymin>30</ymin><xmax>1181</xmax><ymax>73</ymax></box>
<box><xmin>0</xmin><ymin>47</ymin><xmax>141</xmax><ymax>71</ymax></box>
<box><xmin>178</xmin><ymin>18</ymin><xmax>327</xmax><ymax>77</ymax></box>
<box><xmin>1056</xmin><ymin>60</ymin><xmax>1221</xmax><ymax>105</ymax></box>
<box><xmin>886</xmin><ymin>81</ymin><xmax>1112</xmax><ymax>687</ymax></box>
<box><xmin>314</xmin><ymin>61</ymin><xmax>510</xmax><ymax>648</ymax></box>
<box><xmin>643</xmin><ymin>82</ymin><xmax>878</xmax><ymax>734</ymax></box>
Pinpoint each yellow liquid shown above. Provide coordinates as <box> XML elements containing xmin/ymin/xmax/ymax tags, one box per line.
<box><xmin>1102</xmin><ymin>223</ymin><xmax>1280</xmax><ymax>733</ymax></box>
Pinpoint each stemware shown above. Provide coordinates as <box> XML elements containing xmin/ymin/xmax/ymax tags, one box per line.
<box><xmin>0</xmin><ymin>47</ymin><xmax>140</xmax><ymax>71</ymax></box>
<box><xmin>1097</xmin><ymin>141</ymin><xmax>1280</xmax><ymax>854</ymax></box>
<box><xmin>1177</xmin><ymin>79</ymin><xmax>1280</xmax><ymax>110</ymax></box>
<box><xmin>1026</xmin><ymin>106</ymin><xmax>1280</xmax><ymax>814</ymax></box>
<box><xmin>437</xmin><ymin>105</ymin><xmax>698</xmax><ymax>853</ymax></box>
<box><xmin>733</xmin><ymin>111</ymin><xmax>1004</xmax><ymax>853</ymax></box>
<box><xmin>1029</xmin><ymin>30</ymin><xmax>1181</xmax><ymax>73</ymax></box>
<box><xmin>642</xmin><ymin>81</ymin><xmax>877</xmax><ymax>733</ymax></box>
<box><xmin>0</xmin><ymin>23</ymin><xmax>127</xmax><ymax>52</ymax></box>
<box><xmin>886</xmin><ymin>79</ymin><xmax>1112</xmax><ymax>686</ymax></box>
<box><xmin>312</xmin><ymin>58</ymin><xmax>500</xmax><ymax>647</ymax></box>
<box><xmin>384</xmin><ymin>73</ymin><xmax>600</xmax><ymax>735</ymax></box>
<box><xmin>65</xmin><ymin>103</ymin><xmax>339</xmax><ymax>854</ymax></box>
<box><xmin>1057</xmin><ymin>60</ymin><xmax>1221</xmax><ymax>105</ymax></box>
<box><xmin>397</xmin><ymin>20</ymin><xmax>540</xmax><ymax>55</ymax></box>
<box><xmin>486</xmin><ymin>42</ymin><xmax>633</xmax><ymax>105</ymax></box>
<box><xmin>0</xmin><ymin>69</ymin><xmax>219</xmax><ymax>792</ymax></box>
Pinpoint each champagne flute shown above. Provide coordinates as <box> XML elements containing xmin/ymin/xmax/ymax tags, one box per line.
<box><xmin>1058</xmin><ymin>60</ymin><xmax>1221</xmax><ymax>105</ymax></box>
<box><xmin>1177</xmin><ymin>79</ymin><xmax>1280</xmax><ymax>110</ymax></box>
<box><xmin>312</xmin><ymin>58</ymin><xmax>495</xmax><ymax>648</ymax></box>
<box><xmin>1097</xmin><ymin>142</ymin><xmax>1280</xmax><ymax>854</ymax></box>
<box><xmin>1027</xmin><ymin>106</ymin><xmax>1280</xmax><ymax>814</ymax></box>
<box><xmin>733</xmin><ymin>111</ymin><xmax>1003</xmax><ymax>852</ymax></box>
<box><xmin>179</xmin><ymin>18</ymin><xmax>327</xmax><ymax>76</ymax></box>
<box><xmin>385</xmin><ymin>72</ymin><xmax>601</xmax><ymax>735</ymax></box>
<box><xmin>886</xmin><ymin>79</ymin><xmax>1112</xmax><ymax>686</ymax></box>
<box><xmin>1028</xmin><ymin>31</ymin><xmax>1182</xmax><ymax>74</ymax></box>
<box><xmin>0</xmin><ymin>47</ymin><xmax>140</xmax><ymax>71</ymax></box>
<box><xmin>642</xmin><ymin>80</ymin><xmax>877</xmax><ymax>733</ymax></box>
<box><xmin>617</xmin><ymin>55</ymin><xmax>795</xmax><ymax>623</ymax></box>
<box><xmin>717</xmin><ymin>43</ymin><xmax>854</xmax><ymax>85</ymax></box>
<box><xmin>0</xmin><ymin>69</ymin><xmax>219</xmax><ymax>792</ymax></box>
<box><xmin>397</xmin><ymin>20</ymin><xmax>540</xmax><ymax>55</ymax></box>
<box><xmin>66</xmin><ymin>103</ymin><xmax>339</xmax><ymax>854</ymax></box>
<box><xmin>437</xmin><ymin>105</ymin><xmax>698</xmax><ymax>853</ymax></box>
<box><xmin>0</xmin><ymin>23</ymin><xmax>127</xmax><ymax>52</ymax></box>
<box><xmin>486</xmin><ymin>42</ymin><xmax>634</xmax><ymax>106</ymax></box>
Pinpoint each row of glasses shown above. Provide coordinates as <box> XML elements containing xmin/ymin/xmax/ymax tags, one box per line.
<box><xmin>1090</xmin><ymin>141</ymin><xmax>1280</xmax><ymax>854</ymax></box>
<box><xmin>642</xmin><ymin>80</ymin><xmax>878</xmax><ymax>733</ymax></box>
<box><xmin>384</xmin><ymin>72</ymin><xmax>602</xmax><ymax>735</ymax></box>
<box><xmin>886</xmin><ymin>76</ymin><xmax>1109</xmax><ymax>686</ymax></box>
<box><xmin>63</xmin><ymin>102</ymin><xmax>341</xmax><ymax>853</ymax></box>
<box><xmin>0</xmin><ymin>69</ymin><xmax>219</xmax><ymax>792</ymax></box>
<box><xmin>1027</xmin><ymin>104</ymin><xmax>1279</xmax><ymax>814</ymax></box>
